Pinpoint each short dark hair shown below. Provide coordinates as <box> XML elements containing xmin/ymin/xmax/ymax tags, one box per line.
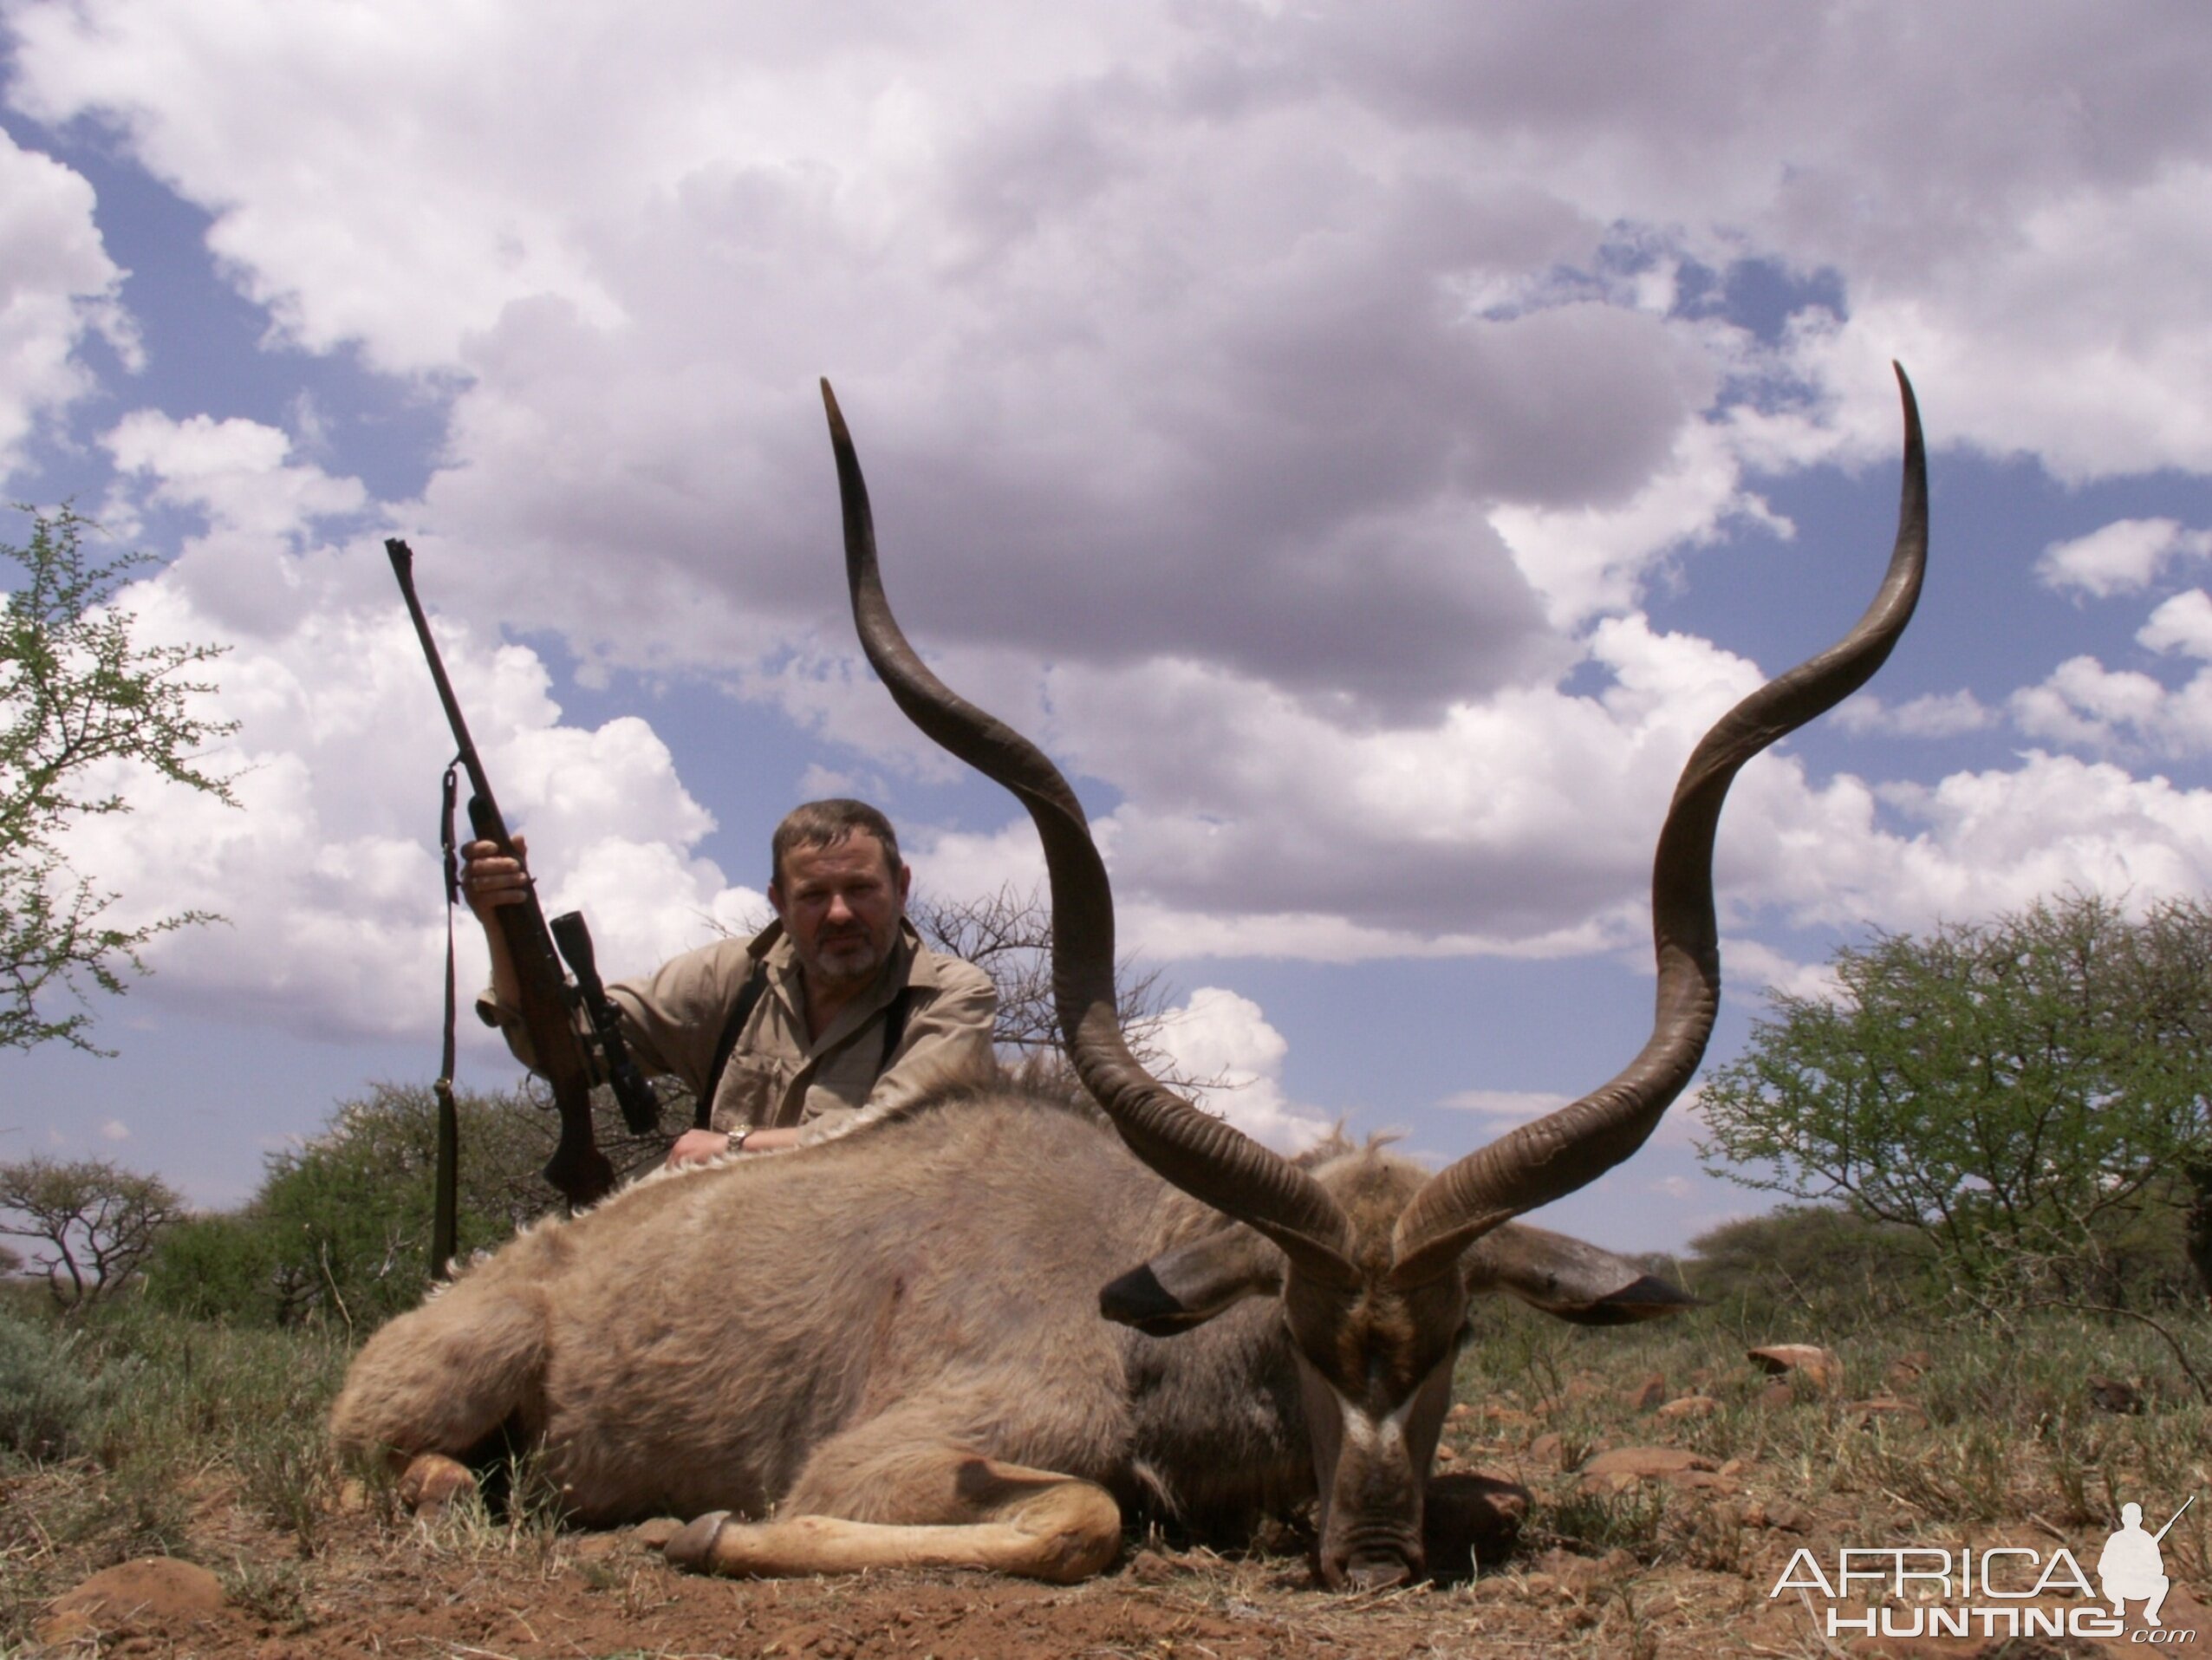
<box><xmin>771</xmin><ymin>799</ymin><xmax>903</xmax><ymax>889</ymax></box>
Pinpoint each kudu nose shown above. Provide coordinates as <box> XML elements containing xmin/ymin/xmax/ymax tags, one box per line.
<box><xmin>1343</xmin><ymin>1554</ymin><xmax>1415</xmax><ymax>1592</ymax></box>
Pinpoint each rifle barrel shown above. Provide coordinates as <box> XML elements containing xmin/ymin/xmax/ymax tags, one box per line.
<box><xmin>2152</xmin><ymin>1493</ymin><xmax>2195</xmax><ymax>1545</ymax></box>
<box><xmin>387</xmin><ymin>539</ymin><xmax>504</xmax><ymax>837</ymax></box>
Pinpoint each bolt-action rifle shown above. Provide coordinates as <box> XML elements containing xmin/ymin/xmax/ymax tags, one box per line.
<box><xmin>387</xmin><ymin>538</ymin><xmax>660</xmax><ymax>1214</ymax></box>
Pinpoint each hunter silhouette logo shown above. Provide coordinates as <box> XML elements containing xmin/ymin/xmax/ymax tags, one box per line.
<box><xmin>2101</xmin><ymin>1496</ymin><xmax>2190</xmax><ymax>1628</ymax></box>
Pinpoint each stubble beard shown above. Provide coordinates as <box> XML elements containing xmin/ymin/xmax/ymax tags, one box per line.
<box><xmin>808</xmin><ymin>931</ymin><xmax>885</xmax><ymax>989</ymax></box>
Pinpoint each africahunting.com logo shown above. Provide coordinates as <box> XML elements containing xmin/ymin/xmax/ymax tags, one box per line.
<box><xmin>1772</xmin><ymin>1495</ymin><xmax>2197</xmax><ymax>1644</ymax></box>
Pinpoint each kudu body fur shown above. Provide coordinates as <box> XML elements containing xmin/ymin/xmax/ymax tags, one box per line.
<box><xmin>332</xmin><ymin>370</ymin><xmax>1927</xmax><ymax>1588</ymax></box>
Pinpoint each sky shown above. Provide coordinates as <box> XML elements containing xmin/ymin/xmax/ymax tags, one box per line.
<box><xmin>3</xmin><ymin>1</ymin><xmax>2209</xmax><ymax>1255</ymax></box>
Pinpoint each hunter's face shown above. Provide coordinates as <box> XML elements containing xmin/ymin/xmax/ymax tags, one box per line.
<box><xmin>771</xmin><ymin>832</ymin><xmax>910</xmax><ymax>992</ymax></box>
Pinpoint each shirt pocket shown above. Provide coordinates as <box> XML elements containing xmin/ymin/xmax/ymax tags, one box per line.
<box><xmin>708</xmin><ymin>1051</ymin><xmax>787</xmax><ymax>1133</ymax></box>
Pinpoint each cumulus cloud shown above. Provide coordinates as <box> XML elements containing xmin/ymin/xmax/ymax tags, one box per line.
<box><xmin>65</xmin><ymin>413</ymin><xmax>764</xmax><ymax>1039</ymax></box>
<box><xmin>3</xmin><ymin>0</ymin><xmax>2210</xmax><ymax>1064</ymax></box>
<box><xmin>2142</xmin><ymin>589</ymin><xmax>2212</xmax><ymax>660</ymax></box>
<box><xmin>0</xmin><ymin>0</ymin><xmax>1897</xmax><ymax>717</ymax></box>
<box><xmin>0</xmin><ymin>127</ymin><xmax>133</xmax><ymax>481</ymax></box>
<box><xmin>1831</xmin><ymin>688</ymin><xmax>1996</xmax><ymax>739</ymax></box>
<box><xmin>1150</xmin><ymin>985</ymin><xmax>1332</xmax><ymax>1152</ymax></box>
<box><xmin>2011</xmin><ymin>654</ymin><xmax>2212</xmax><ymax>760</ymax></box>
<box><xmin>1859</xmin><ymin>753</ymin><xmax>2212</xmax><ymax>919</ymax></box>
<box><xmin>2038</xmin><ymin>518</ymin><xmax>2212</xmax><ymax>598</ymax></box>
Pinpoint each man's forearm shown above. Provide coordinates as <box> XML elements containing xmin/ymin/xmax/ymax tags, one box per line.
<box><xmin>483</xmin><ymin>919</ymin><xmax>524</xmax><ymax>1013</ymax></box>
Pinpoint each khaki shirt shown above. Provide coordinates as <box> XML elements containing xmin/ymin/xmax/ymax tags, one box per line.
<box><xmin>479</xmin><ymin>920</ymin><xmax>998</xmax><ymax>1146</ymax></box>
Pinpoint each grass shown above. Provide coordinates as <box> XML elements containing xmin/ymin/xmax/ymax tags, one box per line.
<box><xmin>1447</xmin><ymin>1292</ymin><xmax>2212</xmax><ymax>1584</ymax></box>
<box><xmin>0</xmin><ymin>1304</ymin><xmax>353</xmax><ymax>1638</ymax></box>
<box><xmin>2</xmin><ymin>1290</ymin><xmax>2209</xmax><ymax>1650</ymax></box>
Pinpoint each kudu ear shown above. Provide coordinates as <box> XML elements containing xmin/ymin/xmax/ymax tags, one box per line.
<box><xmin>1463</xmin><ymin>1221</ymin><xmax>1698</xmax><ymax>1327</ymax></box>
<box><xmin>1099</xmin><ymin>1227</ymin><xmax>1283</xmax><ymax>1337</ymax></box>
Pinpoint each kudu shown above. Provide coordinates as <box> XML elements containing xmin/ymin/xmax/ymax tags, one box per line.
<box><xmin>330</xmin><ymin>368</ymin><xmax>1926</xmax><ymax>1589</ymax></box>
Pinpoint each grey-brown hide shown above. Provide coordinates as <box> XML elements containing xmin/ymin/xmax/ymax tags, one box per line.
<box><xmin>1101</xmin><ymin>1139</ymin><xmax>1682</xmax><ymax>1585</ymax></box>
<box><xmin>328</xmin><ymin>1084</ymin><xmax>1665</xmax><ymax>1579</ymax></box>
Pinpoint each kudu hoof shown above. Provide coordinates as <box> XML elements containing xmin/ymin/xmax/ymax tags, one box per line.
<box><xmin>397</xmin><ymin>1452</ymin><xmax>476</xmax><ymax>1515</ymax></box>
<box><xmin>663</xmin><ymin>1510</ymin><xmax>732</xmax><ymax>1572</ymax></box>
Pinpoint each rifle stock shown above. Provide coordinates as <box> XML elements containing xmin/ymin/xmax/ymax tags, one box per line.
<box><xmin>388</xmin><ymin>537</ymin><xmax>616</xmax><ymax>1208</ymax></box>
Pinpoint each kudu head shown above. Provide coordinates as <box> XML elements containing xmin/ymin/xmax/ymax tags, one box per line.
<box><xmin>820</xmin><ymin>371</ymin><xmax>1928</xmax><ymax>1587</ymax></box>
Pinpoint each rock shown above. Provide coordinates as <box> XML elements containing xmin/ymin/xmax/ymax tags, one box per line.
<box><xmin>1127</xmin><ymin>1548</ymin><xmax>1176</xmax><ymax>1584</ymax></box>
<box><xmin>1578</xmin><ymin>1446</ymin><xmax>1716</xmax><ymax>1488</ymax></box>
<box><xmin>634</xmin><ymin>1516</ymin><xmax>686</xmax><ymax>1549</ymax></box>
<box><xmin>2088</xmin><ymin>1377</ymin><xmax>2144</xmax><ymax>1415</ymax></box>
<box><xmin>1585</xmin><ymin>1447</ymin><xmax>1716</xmax><ymax>1476</ymax></box>
<box><xmin>1627</xmin><ymin>1372</ymin><xmax>1668</xmax><ymax>1411</ymax></box>
<box><xmin>1434</xmin><ymin>1442</ymin><xmax>1460</xmax><ymax>1464</ymax></box>
<box><xmin>1747</xmin><ymin>1344</ymin><xmax>1842</xmax><ymax>1391</ymax></box>
<box><xmin>37</xmin><ymin>1558</ymin><xmax>226</xmax><ymax>1646</ymax></box>
<box><xmin>1656</xmin><ymin>1394</ymin><xmax>1719</xmax><ymax>1420</ymax></box>
<box><xmin>1742</xmin><ymin>1500</ymin><xmax>1812</xmax><ymax>1533</ymax></box>
<box><xmin>569</xmin><ymin>1532</ymin><xmax>622</xmax><ymax>1560</ymax></box>
<box><xmin>1422</xmin><ymin>1470</ymin><xmax>1531</xmax><ymax>1582</ymax></box>
<box><xmin>1885</xmin><ymin>1350</ymin><xmax>1933</xmax><ymax>1390</ymax></box>
<box><xmin>1668</xmin><ymin>1470</ymin><xmax>1739</xmax><ymax>1495</ymax></box>
<box><xmin>1755</xmin><ymin>1380</ymin><xmax>1797</xmax><ymax>1410</ymax></box>
<box><xmin>1528</xmin><ymin>1432</ymin><xmax>1565</xmax><ymax>1468</ymax></box>
<box><xmin>1446</xmin><ymin>1402</ymin><xmax>1477</xmax><ymax>1424</ymax></box>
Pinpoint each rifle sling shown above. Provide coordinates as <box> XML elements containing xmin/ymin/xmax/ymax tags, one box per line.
<box><xmin>430</xmin><ymin>760</ymin><xmax>463</xmax><ymax>1279</ymax></box>
<box><xmin>696</xmin><ymin>960</ymin><xmax>916</xmax><ymax>1131</ymax></box>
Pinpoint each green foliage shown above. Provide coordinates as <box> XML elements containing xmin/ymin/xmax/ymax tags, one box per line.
<box><xmin>1683</xmin><ymin>1205</ymin><xmax>1942</xmax><ymax>1324</ymax></box>
<box><xmin>0</xmin><ymin>1308</ymin><xmax>100</xmax><ymax>1459</ymax></box>
<box><xmin>1696</xmin><ymin>892</ymin><xmax>2212</xmax><ymax>1303</ymax></box>
<box><xmin>0</xmin><ymin>504</ymin><xmax>238</xmax><ymax>1052</ymax></box>
<box><xmin>140</xmin><ymin>1080</ymin><xmax>663</xmax><ymax>1327</ymax></box>
<box><xmin>0</xmin><ymin>1155</ymin><xmax>185</xmax><ymax>1310</ymax></box>
<box><xmin>0</xmin><ymin>1303</ymin><xmax>348</xmax><ymax>1588</ymax></box>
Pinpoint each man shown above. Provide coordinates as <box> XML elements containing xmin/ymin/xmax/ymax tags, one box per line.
<box><xmin>2098</xmin><ymin>1502</ymin><xmax>2172</xmax><ymax>1626</ymax></box>
<box><xmin>462</xmin><ymin>798</ymin><xmax>998</xmax><ymax>1168</ymax></box>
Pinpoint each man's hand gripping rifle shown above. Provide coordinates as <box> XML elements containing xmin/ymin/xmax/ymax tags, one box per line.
<box><xmin>387</xmin><ymin>538</ymin><xmax>660</xmax><ymax>1210</ymax></box>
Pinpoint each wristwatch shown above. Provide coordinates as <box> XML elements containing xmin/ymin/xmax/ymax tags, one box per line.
<box><xmin>726</xmin><ymin>1126</ymin><xmax>754</xmax><ymax>1155</ymax></box>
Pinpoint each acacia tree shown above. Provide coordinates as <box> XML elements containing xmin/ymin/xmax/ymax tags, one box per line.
<box><xmin>907</xmin><ymin>882</ymin><xmax>1200</xmax><ymax>1087</ymax></box>
<box><xmin>145</xmin><ymin>1081</ymin><xmax>605</xmax><ymax>1327</ymax></box>
<box><xmin>1</xmin><ymin>505</ymin><xmax>237</xmax><ymax>1051</ymax></box>
<box><xmin>0</xmin><ymin>1155</ymin><xmax>184</xmax><ymax>1309</ymax></box>
<box><xmin>1695</xmin><ymin>893</ymin><xmax>2212</xmax><ymax>1302</ymax></box>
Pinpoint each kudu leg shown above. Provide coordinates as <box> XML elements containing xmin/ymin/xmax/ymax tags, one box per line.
<box><xmin>665</xmin><ymin>1452</ymin><xmax>1122</xmax><ymax>1585</ymax></box>
<box><xmin>328</xmin><ymin>1276</ymin><xmax>552</xmax><ymax>1514</ymax></box>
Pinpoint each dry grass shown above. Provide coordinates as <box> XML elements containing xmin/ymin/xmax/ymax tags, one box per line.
<box><xmin>1</xmin><ymin>1293</ymin><xmax>2206</xmax><ymax>1654</ymax></box>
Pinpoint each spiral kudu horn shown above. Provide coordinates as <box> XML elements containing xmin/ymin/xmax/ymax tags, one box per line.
<box><xmin>821</xmin><ymin>381</ymin><xmax>1358</xmax><ymax>1286</ymax></box>
<box><xmin>1387</xmin><ymin>365</ymin><xmax>1928</xmax><ymax>1286</ymax></box>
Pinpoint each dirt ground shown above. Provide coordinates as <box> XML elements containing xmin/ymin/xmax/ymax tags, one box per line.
<box><xmin>15</xmin><ymin>1425</ymin><xmax>2205</xmax><ymax>1660</ymax></box>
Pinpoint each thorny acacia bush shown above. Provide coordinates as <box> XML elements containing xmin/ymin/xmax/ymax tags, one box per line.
<box><xmin>0</xmin><ymin>1155</ymin><xmax>184</xmax><ymax>1312</ymax></box>
<box><xmin>1696</xmin><ymin>892</ymin><xmax>2212</xmax><ymax>1307</ymax></box>
<box><xmin>139</xmin><ymin>1079</ymin><xmax>667</xmax><ymax>1330</ymax></box>
<box><xmin>0</xmin><ymin>505</ymin><xmax>238</xmax><ymax>1054</ymax></box>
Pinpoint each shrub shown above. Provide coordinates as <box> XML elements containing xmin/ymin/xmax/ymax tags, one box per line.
<box><xmin>0</xmin><ymin>1309</ymin><xmax>99</xmax><ymax>1460</ymax></box>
